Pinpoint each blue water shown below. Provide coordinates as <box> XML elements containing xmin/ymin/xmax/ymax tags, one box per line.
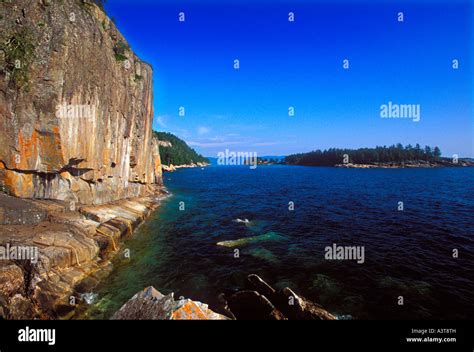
<box><xmin>85</xmin><ymin>166</ymin><xmax>474</xmax><ymax>319</ymax></box>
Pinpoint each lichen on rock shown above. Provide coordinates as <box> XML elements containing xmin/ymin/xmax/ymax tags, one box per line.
<box><xmin>0</xmin><ymin>0</ymin><xmax>166</xmax><ymax>319</ymax></box>
<box><xmin>0</xmin><ymin>0</ymin><xmax>162</xmax><ymax>205</ymax></box>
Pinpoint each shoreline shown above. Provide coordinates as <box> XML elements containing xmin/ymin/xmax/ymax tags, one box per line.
<box><xmin>0</xmin><ymin>189</ymin><xmax>169</xmax><ymax>319</ymax></box>
<box><xmin>162</xmin><ymin>162</ymin><xmax>210</xmax><ymax>172</ymax></box>
<box><xmin>334</xmin><ymin>160</ymin><xmax>474</xmax><ymax>168</ymax></box>
<box><xmin>254</xmin><ymin>161</ymin><xmax>474</xmax><ymax>169</ymax></box>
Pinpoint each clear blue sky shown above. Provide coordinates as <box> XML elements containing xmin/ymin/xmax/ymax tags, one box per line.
<box><xmin>105</xmin><ymin>0</ymin><xmax>472</xmax><ymax>157</ymax></box>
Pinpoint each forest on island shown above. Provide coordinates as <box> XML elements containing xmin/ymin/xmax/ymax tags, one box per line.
<box><xmin>285</xmin><ymin>144</ymin><xmax>442</xmax><ymax>166</ymax></box>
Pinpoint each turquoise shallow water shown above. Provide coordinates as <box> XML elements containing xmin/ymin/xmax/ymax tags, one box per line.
<box><xmin>83</xmin><ymin>166</ymin><xmax>474</xmax><ymax>319</ymax></box>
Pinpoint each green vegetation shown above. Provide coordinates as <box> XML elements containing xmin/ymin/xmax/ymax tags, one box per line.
<box><xmin>113</xmin><ymin>40</ymin><xmax>128</xmax><ymax>61</ymax></box>
<box><xmin>154</xmin><ymin>131</ymin><xmax>209</xmax><ymax>166</ymax></box>
<box><xmin>90</xmin><ymin>0</ymin><xmax>107</xmax><ymax>10</ymax></box>
<box><xmin>0</xmin><ymin>182</ymin><xmax>10</xmax><ymax>195</ymax></box>
<box><xmin>285</xmin><ymin>144</ymin><xmax>442</xmax><ymax>166</ymax></box>
<box><xmin>80</xmin><ymin>0</ymin><xmax>107</xmax><ymax>13</ymax></box>
<box><xmin>0</xmin><ymin>28</ymin><xmax>36</xmax><ymax>90</ymax></box>
<box><xmin>134</xmin><ymin>74</ymin><xmax>144</xmax><ymax>81</ymax></box>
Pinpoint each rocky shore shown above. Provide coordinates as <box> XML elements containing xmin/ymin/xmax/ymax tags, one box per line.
<box><xmin>111</xmin><ymin>286</ymin><xmax>229</xmax><ymax>320</ymax></box>
<box><xmin>0</xmin><ymin>0</ymin><xmax>167</xmax><ymax>319</ymax></box>
<box><xmin>162</xmin><ymin>162</ymin><xmax>210</xmax><ymax>172</ymax></box>
<box><xmin>112</xmin><ymin>274</ymin><xmax>336</xmax><ymax>320</ymax></box>
<box><xmin>0</xmin><ymin>190</ymin><xmax>167</xmax><ymax>319</ymax></box>
<box><xmin>335</xmin><ymin>159</ymin><xmax>474</xmax><ymax>169</ymax></box>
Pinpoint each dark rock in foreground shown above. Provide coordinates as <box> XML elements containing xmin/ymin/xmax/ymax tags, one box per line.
<box><xmin>224</xmin><ymin>274</ymin><xmax>336</xmax><ymax>320</ymax></box>
<box><xmin>226</xmin><ymin>290</ymin><xmax>286</xmax><ymax>320</ymax></box>
<box><xmin>113</xmin><ymin>275</ymin><xmax>336</xmax><ymax>320</ymax></box>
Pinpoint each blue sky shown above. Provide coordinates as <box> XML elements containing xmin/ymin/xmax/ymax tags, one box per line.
<box><xmin>105</xmin><ymin>0</ymin><xmax>472</xmax><ymax>157</ymax></box>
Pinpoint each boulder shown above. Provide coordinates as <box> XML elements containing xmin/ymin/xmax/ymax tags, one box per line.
<box><xmin>279</xmin><ymin>287</ymin><xmax>336</xmax><ymax>320</ymax></box>
<box><xmin>0</xmin><ymin>262</ymin><xmax>24</xmax><ymax>298</ymax></box>
<box><xmin>223</xmin><ymin>274</ymin><xmax>336</xmax><ymax>320</ymax></box>
<box><xmin>227</xmin><ymin>290</ymin><xmax>286</xmax><ymax>320</ymax></box>
<box><xmin>112</xmin><ymin>286</ymin><xmax>230</xmax><ymax>320</ymax></box>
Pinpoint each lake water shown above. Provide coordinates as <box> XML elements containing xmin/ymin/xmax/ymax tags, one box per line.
<box><xmin>84</xmin><ymin>165</ymin><xmax>474</xmax><ymax>319</ymax></box>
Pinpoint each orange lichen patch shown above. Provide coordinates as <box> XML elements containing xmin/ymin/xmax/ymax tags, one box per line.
<box><xmin>16</xmin><ymin>128</ymin><xmax>39</xmax><ymax>170</ymax></box>
<box><xmin>171</xmin><ymin>301</ymin><xmax>209</xmax><ymax>320</ymax></box>
<box><xmin>2</xmin><ymin>169</ymin><xmax>34</xmax><ymax>197</ymax></box>
<box><xmin>60</xmin><ymin>171</ymin><xmax>72</xmax><ymax>180</ymax></box>
<box><xmin>0</xmin><ymin>161</ymin><xmax>5</xmax><ymax>169</ymax></box>
<box><xmin>38</xmin><ymin>129</ymin><xmax>64</xmax><ymax>170</ymax></box>
<box><xmin>16</xmin><ymin>125</ymin><xmax>66</xmax><ymax>171</ymax></box>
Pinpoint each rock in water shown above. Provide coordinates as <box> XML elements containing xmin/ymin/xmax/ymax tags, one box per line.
<box><xmin>248</xmin><ymin>247</ymin><xmax>279</xmax><ymax>264</ymax></box>
<box><xmin>112</xmin><ymin>290</ymin><xmax>175</xmax><ymax>320</ymax></box>
<box><xmin>216</xmin><ymin>232</ymin><xmax>284</xmax><ymax>248</ymax></box>
<box><xmin>222</xmin><ymin>274</ymin><xmax>336</xmax><ymax>320</ymax></box>
<box><xmin>233</xmin><ymin>218</ymin><xmax>250</xmax><ymax>224</ymax></box>
<box><xmin>247</xmin><ymin>274</ymin><xmax>277</xmax><ymax>299</ymax></box>
<box><xmin>111</xmin><ymin>286</ymin><xmax>230</xmax><ymax>320</ymax></box>
<box><xmin>226</xmin><ymin>291</ymin><xmax>286</xmax><ymax>320</ymax></box>
<box><xmin>279</xmin><ymin>287</ymin><xmax>336</xmax><ymax>320</ymax></box>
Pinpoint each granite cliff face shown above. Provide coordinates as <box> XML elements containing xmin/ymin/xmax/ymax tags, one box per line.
<box><xmin>0</xmin><ymin>0</ymin><xmax>162</xmax><ymax>204</ymax></box>
<box><xmin>0</xmin><ymin>0</ymin><xmax>166</xmax><ymax>319</ymax></box>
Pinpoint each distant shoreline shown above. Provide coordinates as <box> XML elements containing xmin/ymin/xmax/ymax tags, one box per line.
<box><xmin>162</xmin><ymin>162</ymin><xmax>210</xmax><ymax>172</ymax></box>
<box><xmin>238</xmin><ymin>159</ymin><xmax>474</xmax><ymax>169</ymax></box>
<box><xmin>253</xmin><ymin>158</ymin><xmax>474</xmax><ymax>169</ymax></box>
<box><xmin>333</xmin><ymin>160</ymin><xmax>474</xmax><ymax>169</ymax></box>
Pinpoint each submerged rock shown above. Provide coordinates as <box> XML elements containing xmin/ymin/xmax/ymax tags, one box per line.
<box><xmin>248</xmin><ymin>247</ymin><xmax>279</xmax><ymax>264</ymax></box>
<box><xmin>226</xmin><ymin>290</ymin><xmax>286</xmax><ymax>320</ymax></box>
<box><xmin>310</xmin><ymin>274</ymin><xmax>342</xmax><ymax>305</ymax></box>
<box><xmin>216</xmin><ymin>232</ymin><xmax>284</xmax><ymax>248</ymax></box>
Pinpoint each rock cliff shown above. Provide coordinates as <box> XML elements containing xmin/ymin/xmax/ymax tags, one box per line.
<box><xmin>0</xmin><ymin>0</ymin><xmax>162</xmax><ymax>205</ymax></box>
<box><xmin>0</xmin><ymin>0</ymin><xmax>166</xmax><ymax>319</ymax></box>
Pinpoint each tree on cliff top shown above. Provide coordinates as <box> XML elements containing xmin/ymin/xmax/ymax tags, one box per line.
<box><xmin>154</xmin><ymin>131</ymin><xmax>209</xmax><ymax>166</ymax></box>
<box><xmin>90</xmin><ymin>0</ymin><xmax>107</xmax><ymax>9</ymax></box>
